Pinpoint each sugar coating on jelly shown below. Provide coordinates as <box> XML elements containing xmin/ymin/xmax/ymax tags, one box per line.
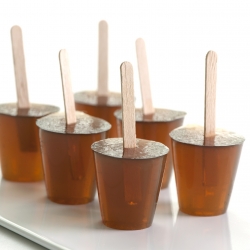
<box><xmin>170</xmin><ymin>125</ymin><xmax>245</xmax><ymax>146</ymax></box>
<box><xmin>74</xmin><ymin>91</ymin><xmax>121</xmax><ymax>106</ymax></box>
<box><xmin>91</xmin><ymin>138</ymin><xmax>169</xmax><ymax>159</ymax></box>
<box><xmin>114</xmin><ymin>108</ymin><xmax>186</xmax><ymax>122</ymax></box>
<box><xmin>36</xmin><ymin>111</ymin><xmax>111</xmax><ymax>134</ymax></box>
<box><xmin>0</xmin><ymin>103</ymin><xmax>59</xmax><ymax>117</ymax></box>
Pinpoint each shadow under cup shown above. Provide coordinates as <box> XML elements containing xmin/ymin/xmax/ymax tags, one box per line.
<box><xmin>170</xmin><ymin>126</ymin><xmax>244</xmax><ymax>216</ymax></box>
<box><xmin>92</xmin><ymin>138</ymin><xmax>168</xmax><ymax>230</ymax></box>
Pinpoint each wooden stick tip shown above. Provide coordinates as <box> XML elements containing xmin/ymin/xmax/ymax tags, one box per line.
<box><xmin>136</xmin><ymin>37</ymin><xmax>145</xmax><ymax>45</ymax></box>
<box><xmin>59</xmin><ymin>48</ymin><xmax>67</xmax><ymax>54</ymax></box>
<box><xmin>206</xmin><ymin>50</ymin><xmax>217</xmax><ymax>62</ymax></box>
<box><xmin>59</xmin><ymin>49</ymin><xmax>68</xmax><ymax>59</ymax></box>
<box><xmin>11</xmin><ymin>25</ymin><xmax>22</xmax><ymax>37</ymax></box>
<box><xmin>11</xmin><ymin>25</ymin><xmax>21</xmax><ymax>31</ymax></box>
<box><xmin>120</xmin><ymin>61</ymin><xmax>133</xmax><ymax>73</ymax></box>
<box><xmin>99</xmin><ymin>20</ymin><xmax>108</xmax><ymax>28</ymax></box>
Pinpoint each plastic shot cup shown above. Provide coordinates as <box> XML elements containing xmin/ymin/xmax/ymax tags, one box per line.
<box><xmin>92</xmin><ymin>138</ymin><xmax>169</xmax><ymax>230</ymax></box>
<box><xmin>0</xmin><ymin>103</ymin><xmax>59</xmax><ymax>182</ymax></box>
<box><xmin>74</xmin><ymin>91</ymin><xmax>121</xmax><ymax>138</ymax></box>
<box><xmin>36</xmin><ymin>111</ymin><xmax>111</xmax><ymax>205</ymax></box>
<box><xmin>114</xmin><ymin>108</ymin><xmax>186</xmax><ymax>188</ymax></box>
<box><xmin>170</xmin><ymin>125</ymin><xmax>244</xmax><ymax>216</ymax></box>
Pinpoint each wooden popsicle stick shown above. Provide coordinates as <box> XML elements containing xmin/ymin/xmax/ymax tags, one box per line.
<box><xmin>120</xmin><ymin>62</ymin><xmax>136</xmax><ymax>149</ymax></box>
<box><xmin>11</xmin><ymin>26</ymin><xmax>30</xmax><ymax>109</ymax></box>
<box><xmin>97</xmin><ymin>20</ymin><xmax>108</xmax><ymax>97</ymax></box>
<box><xmin>59</xmin><ymin>49</ymin><xmax>77</xmax><ymax>125</ymax></box>
<box><xmin>136</xmin><ymin>38</ymin><xmax>155</xmax><ymax>115</ymax></box>
<box><xmin>204</xmin><ymin>51</ymin><xmax>217</xmax><ymax>138</ymax></box>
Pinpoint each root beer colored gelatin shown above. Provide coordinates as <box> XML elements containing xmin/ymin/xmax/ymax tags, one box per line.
<box><xmin>170</xmin><ymin>125</ymin><xmax>244</xmax><ymax>216</ymax></box>
<box><xmin>0</xmin><ymin>26</ymin><xmax>59</xmax><ymax>182</ymax></box>
<box><xmin>0</xmin><ymin>103</ymin><xmax>59</xmax><ymax>182</ymax></box>
<box><xmin>37</xmin><ymin>49</ymin><xmax>111</xmax><ymax>205</ymax></box>
<box><xmin>92</xmin><ymin>138</ymin><xmax>168</xmax><ymax>230</ymax></box>
<box><xmin>114</xmin><ymin>108</ymin><xmax>185</xmax><ymax>188</ymax></box>
<box><xmin>114</xmin><ymin>38</ymin><xmax>186</xmax><ymax>189</ymax></box>
<box><xmin>92</xmin><ymin>61</ymin><xmax>169</xmax><ymax>230</ymax></box>
<box><xmin>169</xmin><ymin>50</ymin><xmax>245</xmax><ymax>216</ymax></box>
<box><xmin>75</xmin><ymin>91</ymin><xmax>121</xmax><ymax>138</ymax></box>
<box><xmin>37</xmin><ymin>111</ymin><xmax>111</xmax><ymax>204</ymax></box>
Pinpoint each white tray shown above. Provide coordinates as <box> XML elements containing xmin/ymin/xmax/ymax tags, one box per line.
<box><xmin>0</xmin><ymin>160</ymin><xmax>250</xmax><ymax>250</ymax></box>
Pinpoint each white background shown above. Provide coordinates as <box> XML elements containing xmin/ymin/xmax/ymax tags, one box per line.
<box><xmin>0</xmin><ymin>1</ymin><xmax>249</xmax><ymax>249</ymax></box>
